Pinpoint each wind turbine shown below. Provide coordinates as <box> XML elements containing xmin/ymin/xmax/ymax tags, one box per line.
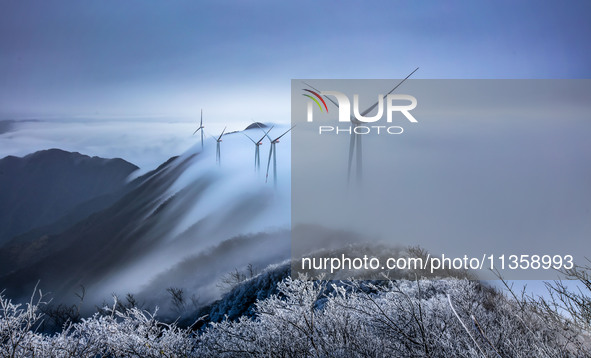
<box><xmin>193</xmin><ymin>109</ymin><xmax>205</xmax><ymax>149</ymax></box>
<box><xmin>215</xmin><ymin>126</ymin><xmax>226</xmax><ymax>166</ymax></box>
<box><xmin>244</xmin><ymin>125</ymin><xmax>274</xmax><ymax>172</ymax></box>
<box><xmin>303</xmin><ymin>67</ymin><xmax>418</xmax><ymax>185</ymax></box>
<box><xmin>265</xmin><ymin>126</ymin><xmax>295</xmax><ymax>188</ymax></box>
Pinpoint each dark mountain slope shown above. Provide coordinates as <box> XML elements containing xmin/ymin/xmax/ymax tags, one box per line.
<box><xmin>0</xmin><ymin>153</ymin><xmax>202</xmax><ymax>301</ymax></box>
<box><xmin>0</xmin><ymin>126</ymin><xmax>290</xmax><ymax>312</ymax></box>
<box><xmin>0</xmin><ymin>149</ymin><xmax>138</xmax><ymax>243</ymax></box>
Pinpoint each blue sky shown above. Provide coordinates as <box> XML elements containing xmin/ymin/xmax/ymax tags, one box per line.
<box><xmin>1</xmin><ymin>0</ymin><xmax>590</xmax><ymax>120</ymax></box>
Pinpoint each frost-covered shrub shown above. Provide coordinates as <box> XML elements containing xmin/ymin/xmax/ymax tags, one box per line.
<box><xmin>1</xmin><ymin>292</ymin><xmax>196</xmax><ymax>357</ymax></box>
<box><xmin>197</xmin><ymin>277</ymin><xmax>590</xmax><ymax>357</ymax></box>
<box><xmin>0</xmin><ymin>289</ymin><xmax>46</xmax><ymax>357</ymax></box>
<box><xmin>1</xmin><ymin>275</ymin><xmax>590</xmax><ymax>357</ymax></box>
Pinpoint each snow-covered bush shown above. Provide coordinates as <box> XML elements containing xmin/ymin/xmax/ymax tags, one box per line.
<box><xmin>1</xmin><ymin>292</ymin><xmax>196</xmax><ymax>357</ymax></box>
<box><xmin>0</xmin><ymin>288</ymin><xmax>46</xmax><ymax>357</ymax></box>
<box><xmin>1</xmin><ymin>274</ymin><xmax>590</xmax><ymax>357</ymax></box>
<box><xmin>197</xmin><ymin>277</ymin><xmax>590</xmax><ymax>357</ymax></box>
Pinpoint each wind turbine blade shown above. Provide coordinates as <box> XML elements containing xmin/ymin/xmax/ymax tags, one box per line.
<box><xmin>263</xmin><ymin>125</ymin><xmax>275</xmax><ymax>142</ymax></box>
<box><xmin>265</xmin><ymin>144</ymin><xmax>274</xmax><ymax>182</ymax></box>
<box><xmin>243</xmin><ymin>133</ymin><xmax>256</xmax><ymax>144</ymax></box>
<box><xmin>217</xmin><ymin>126</ymin><xmax>226</xmax><ymax>141</ymax></box>
<box><xmin>359</xmin><ymin>67</ymin><xmax>419</xmax><ymax>117</ymax></box>
<box><xmin>259</xmin><ymin>125</ymin><xmax>274</xmax><ymax>143</ymax></box>
<box><xmin>207</xmin><ymin>132</ymin><xmax>218</xmax><ymax>140</ymax></box>
<box><xmin>200</xmin><ymin>109</ymin><xmax>203</xmax><ymax>127</ymax></box>
<box><xmin>273</xmin><ymin>125</ymin><xmax>296</xmax><ymax>142</ymax></box>
<box><xmin>193</xmin><ymin>127</ymin><xmax>202</xmax><ymax>135</ymax></box>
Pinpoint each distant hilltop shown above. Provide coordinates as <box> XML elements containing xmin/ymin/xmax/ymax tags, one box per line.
<box><xmin>244</xmin><ymin>122</ymin><xmax>268</xmax><ymax>130</ymax></box>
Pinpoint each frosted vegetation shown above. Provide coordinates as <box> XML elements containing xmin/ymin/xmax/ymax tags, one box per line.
<box><xmin>1</xmin><ymin>264</ymin><xmax>590</xmax><ymax>357</ymax></box>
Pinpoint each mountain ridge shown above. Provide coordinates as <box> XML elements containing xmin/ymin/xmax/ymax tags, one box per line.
<box><xmin>0</xmin><ymin>148</ymin><xmax>139</xmax><ymax>243</ymax></box>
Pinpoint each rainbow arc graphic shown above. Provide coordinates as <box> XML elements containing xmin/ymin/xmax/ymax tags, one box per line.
<box><xmin>302</xmin><ymin>89</ymin><xmax>328</xmax><ymax>113</ymax></box>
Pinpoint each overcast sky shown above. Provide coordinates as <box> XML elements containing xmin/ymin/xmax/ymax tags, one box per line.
<box><xmin>0</xmin><ymin>1</ymin><xmax>589</xmax><ymax>298</ymax></box>
<box><xmin>1</xmin><ymin>0</ymin><xmax>590</xmax><ymax>121</ymax></box>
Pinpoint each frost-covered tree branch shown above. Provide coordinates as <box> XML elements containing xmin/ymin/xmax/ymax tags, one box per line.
<box><xmin>1</xmin><ymin>269</ymin><xmax>590</xmax><ymax>357</ymax></box>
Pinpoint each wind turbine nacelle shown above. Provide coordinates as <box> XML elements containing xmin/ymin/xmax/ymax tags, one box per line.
<box><xmin>307</xmin><ymin>92</ymin><xmax>418</xmax><ymax>123</ymax></box>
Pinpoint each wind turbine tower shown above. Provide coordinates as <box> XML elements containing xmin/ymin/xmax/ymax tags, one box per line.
<box><xmin>193</xmin><ymin>109</ymin><xmax>205</xmax><ymax>149</ymax></box>
<box><xmin>215</xmin><ymin>126</ymin><xmax>226</xmax><ymax>166</ymax></box>
<box><xmin>244</xmin><ymin>125</ymin><xmax>274</xmax><ymax>172</ymax></box>
<box><xmin>265</xmin><ymin>126</ymin><xmax>295</xmax><ymax>188</ymax></box>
